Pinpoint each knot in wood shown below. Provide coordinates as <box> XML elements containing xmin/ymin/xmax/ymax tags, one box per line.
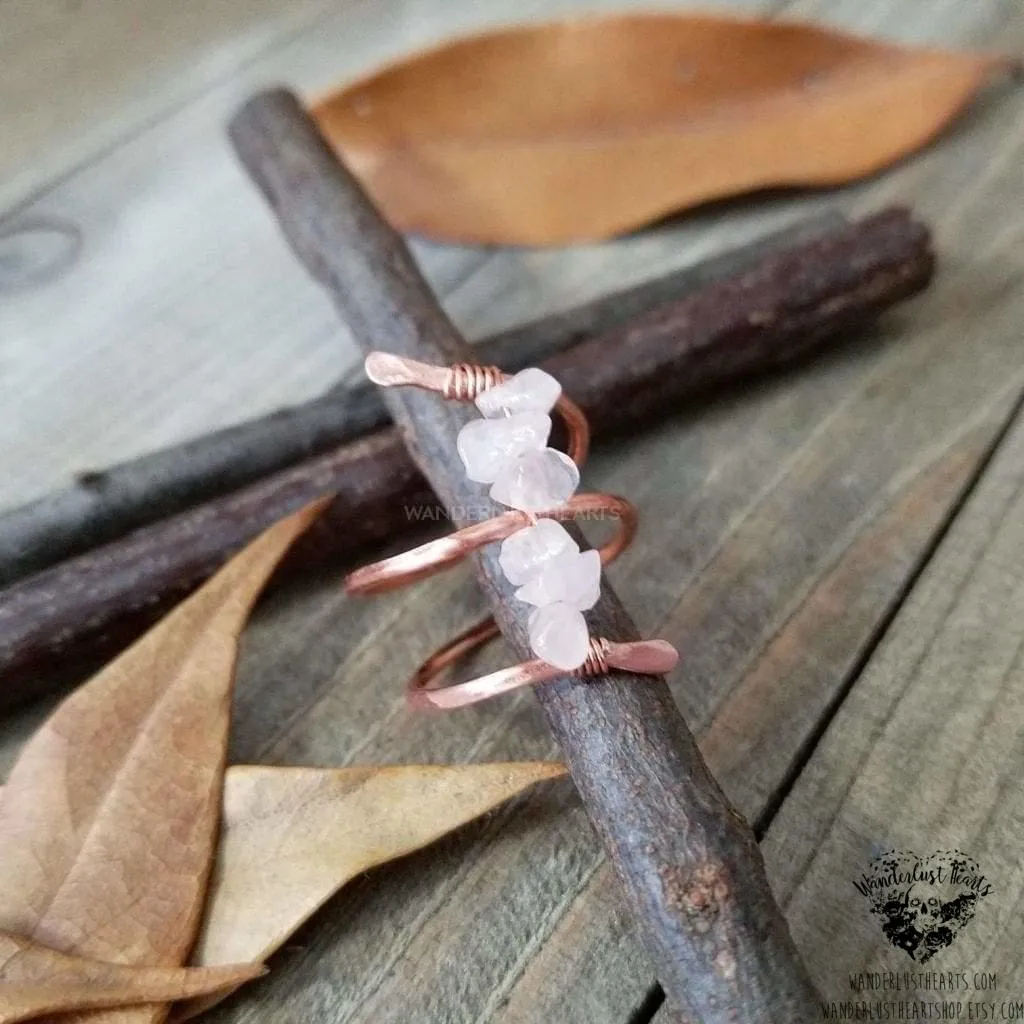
<box><xmin>661</xmin><ymin>862</ymin><xmax>732</xmax><ymax>935</ymax></box>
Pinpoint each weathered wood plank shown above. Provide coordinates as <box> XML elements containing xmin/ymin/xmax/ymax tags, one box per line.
<box><xmin>185</xmin><ymin>11</ymin><xmax>1024</xmax><ymax>1024</ymax></box>
<box><xmin>0</xmin><ymin>0</ymin><xmax>778</xmax><ymax>513</ymax></box>
<box><xmin>753</xmin><ymin>398</ymin><xmax>1024</xmax><ymax>1010</ymax></box>
<box><xmin>0</xmin><ymin>0</ymin><xmax>341</xmax><ymax>211</ymax></box>
<box><xmin>1</xmin><ymin>1</ymin><xmax>1022</xmax><ymax>1023</ymax></box>
<box><xmin>11</xmin><ymin>0</ymin><xmax>766</xmax><ymax>211</ymax></box>
<box><xmin>503</xmin><ymin>420</ymin><xmax>1007</xmax><ymax>1024</ymax></box>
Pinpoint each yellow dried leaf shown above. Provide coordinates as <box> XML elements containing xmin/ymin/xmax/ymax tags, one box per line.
<box><xmin>0</xmin><ymin>932</ymin><xmax>263</xmax><ymax>1024</ymax></box>
<box><xmin>313</xmin><ymin>13</ymin><xmax>1012</xmax><ymax>244</ymax></box>
<box><xmin>175</xmin><ymin>762</ymin><xmax>566</xmax><ymax>1019</ymax></box>
<box><xmin>0</xmin><ymin>502</ymin><xmax>326</xmax><ymax>1024</ymax></box>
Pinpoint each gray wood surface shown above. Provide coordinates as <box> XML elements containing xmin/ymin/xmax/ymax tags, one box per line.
<box><xmin>654</xmin><ymin>385</ymin><xmax>1024</xmax><ymax>1020</ymax></box>
<box><xmin>2</xmin><ymin>0</ymin><xmax>1023</xmax><ymax>1022</ymax></box>
<box><xmin>0</xmin><ymin>0</ymin><xmax>778</xmax><ymax>513</ymax></box>
<box><xmin>757</xmin><ymin>392</ymin><xmax>1024</xmax><ymax>1014</ymax></box>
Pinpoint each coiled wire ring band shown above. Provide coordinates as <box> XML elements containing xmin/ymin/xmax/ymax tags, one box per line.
<box><xmin>344</xmin><ymin>353</ymin><xmax>678</xmax><ymax>709</ymax></box>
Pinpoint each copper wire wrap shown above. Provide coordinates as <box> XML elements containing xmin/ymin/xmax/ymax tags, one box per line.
<box><xmin>346</xmin><ymin>353</ymin><xmax>678</xmax><ymax>709</ymax></box>
<box><xmin>578</xmin><ymin>637</ymin><xmax>612</xmax><ymax>678</ymax></box>
<box><xmin>443</xmin><ymin>362</ymin><xmax>590</xmax><ymax>467</ymax></box>
<box><xmin>442</xmin><ymin>363</ymin><xmax>504</xmax><ymax>401</ymax></box>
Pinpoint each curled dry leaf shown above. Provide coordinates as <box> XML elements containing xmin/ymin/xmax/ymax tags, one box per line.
<box><xmin>175</xmin><ymin>762</ymin><xmax>567</xmax><ymax>1020</ymax></box>
<box><xmin>313</xmin><ymin>13</ymin><xmax>1012</xmax><ymax>244</ymax></box>
<box><xmin>0</xmin><ymin>932</ymin><xmax>263</xmax><ymax>1024</ymax></box>
<box><xmin>0</xmin><ymin>501</ymin><xmax>327</xmax><ymax>1024</ymax></box>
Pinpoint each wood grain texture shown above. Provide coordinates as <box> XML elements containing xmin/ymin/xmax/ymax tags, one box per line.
<box><xmin>752</xmin><ymin>399</ymin><xmax>1024</xmax><ymax>1008</ymax></box>
<box><xmin>229</xmin><ymin>89</ymin><xmax>820</xmax><ymax>1022</ymax></box>
<box><xmin>0</xmin><ymin>0</ymin><xmax>778</xmax><ymax>514</ymax></box>
<box><xmin>208</xmin><ymin>2</ymin><xmax>1024</xmax><ymax>1021</ymax></box>
<box><xmin>0</xmin><ymin>208</ymin><xmax>932</xmax><ymax>708</ymax></box>
<box><xmin>0</xmin><ymin>0</ymin><xmax>341</xmax><ymax>212</ymax></box>
<box><xmin>1</xmin><ymin>0</ymin><xmax>1023</xmax><ymax>1022</ymax></box>
<box><xmin>0</xmin><ymin>211</ymin><xmax>842</xmax><ymax>586</ymax></box>
<box><xmin>505</xmin><ymin>421</ymin><xmax>1007</xmax><ymax>1024</ymax></box>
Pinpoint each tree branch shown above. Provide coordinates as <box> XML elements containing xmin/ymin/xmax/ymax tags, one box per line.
<box><xmin>0</xmin><ymin>213</ymin><xmax>843</xmax><ymax>587</ymax></box>
<box><xmin>228</xmin><ymin>86</ymin><xmax>823</xmax><ymax>1022</ymax></box>
<box><xmin>0</xmin><ymin>205</ymin><xmax>932</xmax><ymax>715</ymax></box>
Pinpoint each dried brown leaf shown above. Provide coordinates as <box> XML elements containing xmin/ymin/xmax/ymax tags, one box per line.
<box><xmin>175</xmin><ymin>762</ymin><xmax>566</xmax><ymax>1019</ymax></box>
<box><xmin>313</xmin><ymin>13</ymin><xmax>1012</xmax><ymax>244</ymax></box>
<box><xmin>0</xmin><ymin>502</ymin><xmax>326</xmax><ymax>1024</ymax></box>
<box><xmin>0</xmin><ymin>932</ymin><xmax>263</xmax><ymax>1024</ymax></box>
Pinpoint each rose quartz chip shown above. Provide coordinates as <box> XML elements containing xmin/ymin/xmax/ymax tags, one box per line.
<box><xmin>516</xmin><ymin>549</ymin><xmax>601</xmax><ymax>611</ymax></box>
<box><xmin>476</xmin><ymin>367</ymin><xmax>562</xmax><ymax>418</ymax></box>
<box><xmin>528</xmin><ymin>602</ymin><xmax>590</xmax><ymax>670</ymax></box>
<box><xmin>499</xmin><ymin>518</ymin><xmax>577</xmax><ymax>586</ymax></box>
<box><xmin>456</xmin><ymin>412</ymin><xmax>551</xmax><ymax>484</ymax></box>
<box><xmin>490</xmin><ymin>448</ymin><xmax>580</xmax><ymax>511</ymax></box>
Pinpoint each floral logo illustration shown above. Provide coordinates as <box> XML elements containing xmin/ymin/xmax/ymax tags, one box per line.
<box><xmin>854</xmin><ymin>850</ymin><xmax>992</xmax><ymax>962</ymax></box>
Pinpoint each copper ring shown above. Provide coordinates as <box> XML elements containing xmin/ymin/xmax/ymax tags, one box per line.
<box><xmin>344</xmin><ymin>353</ymin><xmax>678</xmax><ymax>709</ymax></box>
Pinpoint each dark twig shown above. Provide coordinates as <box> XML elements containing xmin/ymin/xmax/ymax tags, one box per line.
<box><xmin>0</xmin><ymin>204</ymin><xmax>933</xmax><ymax>711</ymax></box>
<box><xmin>228</xmin><ymin>87</ymin><xmax>824</xmax><ymax>1022</ymax></box>
<box><xmin>0</xmin><ymin>215</ymin><xmax>842</xmax><ymax>586</ymax></box>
